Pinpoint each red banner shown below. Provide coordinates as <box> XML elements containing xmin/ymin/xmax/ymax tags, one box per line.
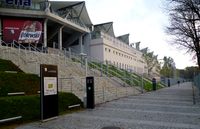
<box><xmin>3</xmin><ymin>19</ymin><xmax>43</xmax><ymax>43</ymax></box>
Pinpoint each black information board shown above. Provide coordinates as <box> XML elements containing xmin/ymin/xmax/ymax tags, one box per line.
<box><xmin>40</xmin><ymin>64</ymin><xmax>58</xmax><ymax>120</ymax></box>
<box><xmin>86</xmin><ymin>76</ymin><xmax>95</xmax><ymax>109</ymax></box>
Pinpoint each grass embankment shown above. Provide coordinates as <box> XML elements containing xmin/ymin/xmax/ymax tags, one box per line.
<box><xmin>0</xmin><ymin>58</ymin><xmax>83</xmax><ymax>127</ymax></box>
<box><xmin>88</xmin><ymin>61</ymin><xmax>164</xmax><ymax>91</ymax></box>
<box><xmin>0</xmin><ymin>72</ymin><xmax>39</xmax><ymax>96</ymax></box>
<box><xmin>0</xmin><ymin>59</ymin><xmax>23</xmax><ymax>72</ymax></box>
<box><xmin>0</xmin><ymin>92</ymin><xmax>83</xmax><ymax>120</ymax></box>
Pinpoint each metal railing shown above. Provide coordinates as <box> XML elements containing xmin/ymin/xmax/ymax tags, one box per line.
<box><xmin>2</xmin><ymin>40</ymin><xmax>143</xmax><ymax>86</ymax></box>
<box><xmin>59</xmin><ymin>76</ymin><xmax>138</xmax><ymax>104</ymax></box>
<box><xmin>56</xmin><ymin>47</ymin><xmax>143</xmax><ymax>93</ymax></box>
<box><xmin>193</xmin><ymin>74</ymin><xmax>200</xmax><ymax>94</ymax></box>
<box><xmin>0</xmin><ymin>40</ymin><xmax>142</xmax><ymax>95</ymax></box>
<box><xmin>193</xmin><ymin>74</ymin><xmax>200</xmax><ymax>104</ymax></box>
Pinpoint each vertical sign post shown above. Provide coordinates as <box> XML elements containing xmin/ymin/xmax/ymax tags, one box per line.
<box><xmin>40</xmin><ymin>64</ymin><xmax>58</xmax><ymax>121</ymax></box>
<box><xmin>86</xmin><ymin>76</ymin><xmax>95</xmax><ymax>109</ymax></box>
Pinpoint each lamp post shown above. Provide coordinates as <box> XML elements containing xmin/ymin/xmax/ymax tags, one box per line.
<box><xmin>171</xmin><ymin>62</ymin><xmax>176</xmax><ymax>79</ymax></box>
<box><xmin>80</xmin><ymin>53</ymin><xmax>87</xmax><ymax>76</ymax></box>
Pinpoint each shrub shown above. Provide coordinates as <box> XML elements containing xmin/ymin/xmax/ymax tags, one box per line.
<box><xmin>143</xmin><ymin>81</ymin><xmax>152</xmax><ymax>91</ymax></box>
<box><xmin>143</xmin><ymin>81</ymin><xmax>164</xmax><ymax>91</ymax></box>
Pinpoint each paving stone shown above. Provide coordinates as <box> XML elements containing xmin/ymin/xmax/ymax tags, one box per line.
<box><xmin>17</xmin><ymin>82</ymin><xmax>200</xmax><ymax>129</ymax></box>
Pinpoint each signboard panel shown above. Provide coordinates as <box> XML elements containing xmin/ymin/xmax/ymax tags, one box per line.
<box><xmin>3</xmin><ymin>19</ymin><xmax>43</xmax><ymax>43</ymax></box>
<box><xmin>40</xmin><ymin>64</ymin><xmax>58</xmax><ymax>120</ymax></box>
<box><xmin>5</xmin><ymin>0</ymin><xmax>32</xmax><ymax>7</ymax></box>
<box><xmin>44</xmin><ymin>77</ymin><xmax>57</xmax><ymax>96</ymax></box>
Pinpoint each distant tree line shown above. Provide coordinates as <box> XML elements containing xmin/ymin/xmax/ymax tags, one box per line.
<box><xmin>177</xmin><ymin>66</ymin><xmax>200</xmax><ymax>79</ymax></box>
<box><xmin>160</xmin><ymin>56</ymin><xmax>200</xmax><ymax>79</ymax></box>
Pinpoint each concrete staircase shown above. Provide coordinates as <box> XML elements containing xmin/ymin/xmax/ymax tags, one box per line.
<box><xmin>0</xmin><ymin>44</ymin><xmax>140</xmax><ymax>104</ymax></box>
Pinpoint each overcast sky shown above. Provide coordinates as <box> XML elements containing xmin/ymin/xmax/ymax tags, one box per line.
<box><xmin>72</xmin><ymin>0</ymin><xmax>197</xmax><ymax>69</ymax></box>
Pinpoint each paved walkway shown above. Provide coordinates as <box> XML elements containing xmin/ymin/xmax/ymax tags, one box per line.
<box><xmin>17</xmin><ymin>82</ymin><xmax>200</xmax><ymax>129</ymax></box>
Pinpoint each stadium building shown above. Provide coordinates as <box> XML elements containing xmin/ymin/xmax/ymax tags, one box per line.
<box><xmin>0</xmin><ymin>0</ymin><xmax>148</xmax><ymax>75</ymax></box>
<box><xmin>0</xmin><ymin>0</ymin><xmax>92</xmax><ymax>53</ymax></box>
<box><xmin>91</xmin><ymin>22</ymin><xmax>148</xmax><ymax>74</ymax></box>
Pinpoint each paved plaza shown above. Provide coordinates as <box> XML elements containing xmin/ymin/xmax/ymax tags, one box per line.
<box><xmin>17</xmin><ymin>82</ymin><xmax>200</xmax><ymax>129</ymax></box>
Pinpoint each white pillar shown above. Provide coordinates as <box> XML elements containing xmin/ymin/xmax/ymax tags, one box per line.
<box><xmin>79</xmin><ymin>35</ymin><xmax>83</xmax><ymax>53</ymax></box>
<box><xmin>85</xmin><ymin>56</ymin><xmax>88</xmax><ymax>76</ymax></box>
<box><xmin>43</xmin><ymin>19</ymin><xmax>48</xmax><ymax>47</ymax></box>
<box><xmin>58</xmin><ymin>26</ymin><xmax>63</xmax><ymax>50</ymax></box>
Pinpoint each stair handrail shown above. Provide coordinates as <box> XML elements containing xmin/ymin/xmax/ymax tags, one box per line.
<box><xmin>29</xmin><ymin>44</ymin><xmax>42</xmax><ymax>53</ymax></box>
<box><xmin>87</xmin><ymin>56</ymin><xmax>139</xmax><ymax>86</ymax></box>
<box><xmin>0</xmin><ymin>40</ymin><xmax>9</xmax><ymax>47</ymax></box>
<box><xmin>44</xmin><ymin>47</ymin><xmax>141</xmax><ymax>88</ymax></box>
<box><xmin>61</xmin><ymin>47</ymin><xmax>138</xmax><ymax>87</ymax></box>
<box><xmin>87</xmin><ymin>61</ymin><xmax>131</xmax><ymax>87</ymax></box>
<box><xmin>12</xmin><ymin>40</ymin><xmax>27</xmax><ymax>51</ymax></box>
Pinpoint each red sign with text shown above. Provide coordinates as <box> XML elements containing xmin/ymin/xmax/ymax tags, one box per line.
<box><xmin>3</xmin><ymin>19</ymin><xmax>43</xmax><ymax>43</ymax></box>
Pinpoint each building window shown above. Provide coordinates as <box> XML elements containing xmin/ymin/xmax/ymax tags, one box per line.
<box><xmin>105</xmin><ymin>48</ymin><xmax>107</xmax><ymax>51</ymax></box>
<box><xmin>108</xmin><ymin>49</ymin><xmax>111</xmax><ymax>52</ymax></box>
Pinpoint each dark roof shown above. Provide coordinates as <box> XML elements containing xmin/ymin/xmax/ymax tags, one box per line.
<box><xmin>117</xmin><ymin>34</ymin><xmax>129</xmax><ymax>44</ymax></box>
<box><xmin>93</xmin><ymin>22</ymin><xmax>115</xmax><ymax>37</ymax></box>
<box><xmin>49</xmin><ymin>1</ymin><xmax>92</xmax><ymax>26</ymax></box>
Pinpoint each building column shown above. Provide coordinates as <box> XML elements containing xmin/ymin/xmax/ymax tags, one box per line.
<box><xmin>43</xmin><ymin>19</ymin><xmax>48</xmax><ymax>47</ymax></box>
<box><xmin>79</xmin><ymin>35</ymin><xmax>83</xmax><ymax>53</ymax></box>
<box><xmin>0</xmin><ymin>18</ymin><xmax>2</xmax><ymax>44</ymax></box>
<box><xmin>58</xmin><ymin>26</ymin><xmax>64</xmax><ymax>50</ymax></box>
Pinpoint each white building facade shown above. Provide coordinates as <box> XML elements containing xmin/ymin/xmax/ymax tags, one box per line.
<box><xmin>90</xmin><ymin>23</ymin><xmax>148</xmax><ymax>75</ymax></box>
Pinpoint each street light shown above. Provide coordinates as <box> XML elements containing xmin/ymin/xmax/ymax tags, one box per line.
<box><xmin>171</xmin><ymin>62</ymin><xmax>176</xmax><ymax>78</ymax></box>
<box><xmin>80</xmin><ymin>53</ymin><xmax>87</xmax><ymax>76</ymax></box>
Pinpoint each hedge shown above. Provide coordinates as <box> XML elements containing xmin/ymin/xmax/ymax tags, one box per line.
<box><xmin>0</xmin><ymin>92</ymin><xmax>83</xmax><ymax>121</ymax></box>
<box><xmin>0</xmin><ymin>72</ymin><xmax>40</xmax><ymax>96</ymax></box>
<box><xmin>143</xmin><ymin>81</ymin><xmax>164</xmax><ymax>91</ymax></box>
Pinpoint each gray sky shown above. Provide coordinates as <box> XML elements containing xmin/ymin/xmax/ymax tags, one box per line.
<box><xmin>71</xmin><ymin>0</ymin><xmax>197</xmax><ymax>69</ymax></box>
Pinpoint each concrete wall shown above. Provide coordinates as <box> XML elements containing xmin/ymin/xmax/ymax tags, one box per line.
<box><xmin>90</xmin><ymin>38</ymin><xmax>104</xmax><ymax>61</ymax></box>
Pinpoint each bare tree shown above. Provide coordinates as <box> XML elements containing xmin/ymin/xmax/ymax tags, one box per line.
<box><xmin>166</xmin><ymin>0</ymin><xmax>200</xmax><ymax>68</ymax></box>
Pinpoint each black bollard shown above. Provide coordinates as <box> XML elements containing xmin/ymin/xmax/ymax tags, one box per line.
<box><xmin>152</xmin><ymin>78</ymin><xmax>156</xmax><ymax>91</ymax></box>
<box><xmin>168</xmin><ymin>79</ymin><xmax>170</xmax><ymax>87</ymax></box>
